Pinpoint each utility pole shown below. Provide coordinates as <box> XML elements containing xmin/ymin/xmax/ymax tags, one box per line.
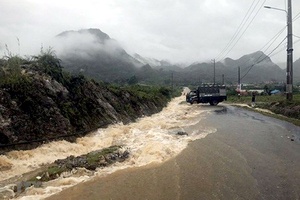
<box><xmin>222</xmin><ymin>74</ymin><xmax>225</xmax><ymax>85</ymax></box>
<box><xmin>264</xmin><ymin>0</ymin><xmax>293</xmax><ymax>101</ymax></box>
<box><xmin>286</xmin><ymin>0</ymin><xmax>293</xmax><ymax>101</ymax></box>
<box><xmin>264</xmin><ymin>1</ymin><xmax>293</xmax><ymax>100</ymax></box>
<box><xmin>212</xmin><ymin>59</ymin><xmax>216</xmax><ymax>85</ymax></box>
<box><xmin>238</xmin><ymin>66</ymin><xmax>241</xmax><ymax>92</ymax></box>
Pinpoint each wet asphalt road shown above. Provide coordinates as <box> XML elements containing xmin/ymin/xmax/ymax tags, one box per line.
<box><xmin>47</xmin><ymin>104</ymin><xmax>300</xmax><ymax>200</ymax></box>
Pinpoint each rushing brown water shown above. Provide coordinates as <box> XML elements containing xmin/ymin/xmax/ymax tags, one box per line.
<box><xmin>46</xmin><ymin>104</ymin><xmax>300</xmax><ymax>200</ymax></box>
<box><xmin>0</xmin><ymin>90</ymin><xmax>215</xmax><ymax>199</ymax></box>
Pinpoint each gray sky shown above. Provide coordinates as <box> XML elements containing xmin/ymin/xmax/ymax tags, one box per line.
<box><xmin>0</xmin><ymin>0</ymin><xmax>300</xmax><ymax>65</ymax></box>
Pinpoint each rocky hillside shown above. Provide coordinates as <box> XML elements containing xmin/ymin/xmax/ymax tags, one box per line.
<box><xmin>0</xmin><ymin>52</ymin><xmax>171</xmax><ymax>153</ymax></box>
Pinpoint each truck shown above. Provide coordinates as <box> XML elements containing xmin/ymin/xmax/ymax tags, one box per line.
<box><xmin>186</xmin><ymin>85</ymin><xmax>227</xmax><ymax>106</ymax></box>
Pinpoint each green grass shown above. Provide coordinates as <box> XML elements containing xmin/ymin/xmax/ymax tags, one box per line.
<box><xmin>227</xmin><ymin>94</ymin><xmax>286</xmax><ymax>104</ymax></box>
<box><xmin>86</xmin><ymin>145</ymin><xmax>120</xmax><ymax>165</ymax></box>
<box><xmin>27</xmin><ymin>146</ymin><xmax>122</xmax><ymax>183</ymax></box>
<box><xmin>227</xmin><ymin>94</ymin><xmax>300</xmax><ymax>106</ymax></box>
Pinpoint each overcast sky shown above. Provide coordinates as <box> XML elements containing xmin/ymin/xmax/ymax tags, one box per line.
<box><xmin>0</xmin><ymin>0</ymin><xmax>300</xmax><ymax>65</ymax></box>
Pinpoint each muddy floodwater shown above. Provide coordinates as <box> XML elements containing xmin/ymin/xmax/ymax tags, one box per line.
<box><xmin>47</xmin><ymin>105</ymin><xmax>300</xmax><ymax>200</ymax></box>
<box><xmin>0</xmin><ymin>92</ymin><xmax>216</xmax><ymax>199</ymax></box>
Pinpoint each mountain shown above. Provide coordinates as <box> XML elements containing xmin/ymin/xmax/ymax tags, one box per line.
<box><xmin>55</xmin><ymin>28</ymin><xmax>142</xmax><ymax>82</ymax></box>
<box><xmin>57</xmin><ymin>29</ymin><xmax>111</xmax><ymax>41</ymax></box>
<box><xmin>54</xmin><ymin>28</ymin><xmax>184</xmax><ymax>85</ymax></box>
<box><xmin>52</xmin><ymin>28</ymin><xmax>290</xmax><ymax>85</ymax></box>
<box><xmin>133</xmin><ymin>53</ymin><xmax>183</xmax><ymax>72</ymax></box>
<box><xmin>133</xmin><ymin>53</ymin><xmax>162</xmax><ymax>67</ymax></box>
<box><xmin>225</xmin><ymin>51</ymin><xmax>273</xmax><ymax>67</ymax></box>
<box><xmin>276</xmin><ymin>62</ymin><xmax>286</xmax><ymax>69</ymax></box>
<box><xmin>223</xmin><ymin>51</ymin><xmax>285</xmax><ymax>83</ymax></box>
<box><xmin>183</xmin><ymin>51</ymin><xmax>285</xmax><ymax>84</ymax></box>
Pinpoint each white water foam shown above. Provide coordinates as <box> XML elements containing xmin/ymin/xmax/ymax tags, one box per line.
<box><xmin>0</xmin><ymin>94</ymin><xmax>216</xmax><ymax>199</ymax></box>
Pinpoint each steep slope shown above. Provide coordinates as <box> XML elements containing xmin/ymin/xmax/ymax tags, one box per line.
<box><xmin>133</xmin><ymin>53</ymin><xmax>163</xmax><ymax>67</ymax></box>
<box><xmin>133</xmin><ymin>53</ymin><xmax>183</xmax><ymax>72</ymax></box>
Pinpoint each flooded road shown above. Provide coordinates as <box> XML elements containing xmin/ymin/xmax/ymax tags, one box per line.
<box><xmin>47</xmin><ymin>104</ymin><xmax>300</xmax><ymax>200</ymax></box>
<box><xmin>0</xmin><ymin>94</ymin><xmax>216</xmax><ymax>199</ymax></box>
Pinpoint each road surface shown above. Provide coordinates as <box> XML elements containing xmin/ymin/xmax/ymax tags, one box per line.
<box><xmin>47</xmin><ymin>104</ymin><xmax>300</xmax><ymax>200</ymax></box>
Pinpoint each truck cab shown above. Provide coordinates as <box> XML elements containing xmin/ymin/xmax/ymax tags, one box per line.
<box><xmin>186</xmin><ymin>85</ymin><xmax>227</xmax><ymax>106</ymax></box>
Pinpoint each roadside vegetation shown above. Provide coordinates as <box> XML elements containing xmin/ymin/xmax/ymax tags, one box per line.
<box><xmin>0</xmin><ymin>49</ymin><xmax>173</xmax><ymax>151</ymax></box>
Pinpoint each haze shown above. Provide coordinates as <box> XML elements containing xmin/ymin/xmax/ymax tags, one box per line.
<box><xmin>0</xmin><ymin>0</ymin><xmax>300</xmax><ymax>64</ymax></box>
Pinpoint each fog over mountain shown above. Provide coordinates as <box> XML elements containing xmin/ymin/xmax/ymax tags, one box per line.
<box><xmin>50</xmin><ymin>28</ymin><xmax>300</xmax><ymax>84</ymax></box>
<box><xmin>52</xmin><ymin>28</ymin><xmax>142</xmax><ymax>82</ymax></box>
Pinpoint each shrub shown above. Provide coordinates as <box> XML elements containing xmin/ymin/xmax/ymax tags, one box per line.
<box><xmin>32</xmin><ymin>48</ymin><xmax>65</xmax><ymax>83</ymax></box>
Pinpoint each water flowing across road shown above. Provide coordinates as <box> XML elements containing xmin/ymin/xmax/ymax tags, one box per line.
<box><xmin>46</xmin><ymin>104</ymin><xmax>300</xmax><ymax>200</ymax></box>
<box><xmin>0</xmin><ymin>93</ymin><xmax>215</xmax><ymax>199</ymax></box>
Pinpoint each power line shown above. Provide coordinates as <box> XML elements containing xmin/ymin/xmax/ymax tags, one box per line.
<box><xmin>219</xmin><ymin>0</ymin><xmax>267</xmax><ymax>61</ymax></box>
<box><xmin>219</xmin><ymin>0</ymin><xmax>270</xmax><ymax>68</ymax></box>
<box><xmin>229</xmin><ymin>1</ymin><xmax>297</xmax><ymax>81</ymax></box>
<box><xmin>239</xmin><ymin>26</ymin><xmax>286</xmax><ymax>69</ymax></box>
<box><xmin>218</xmin><ymin>0</ymin><xmax>262</xmax><ymax>61</ymax></box>
<box><xmin>215</xmin><ymin>0</ymin><xmax>257</xmax><ymax>61</ymax></box>
<box><xmin>249</xmin><ymin>4</ymin><xmax>300</xmax><ymax>68</ymax></box>
<box><xmin>284</xmin><ymin>0</ymin><xmax>287</xmax><ymax>12</ymax></box>
<box><xmin>221</xmin><ymin>25</ymin><xmax>286</xmax><ymax>80</ymax></box>
<box><xmin>246</xmin><ymin>9</ymin><xmax>300</xmax><ymax>70</ymax></box>
<box><xmin>236</xmin><ymin>8</ymin><xmax>290</xmax><ymax>70</ymax></box>
<box><xmin>260</xmin><ymin>27</ymin><xmax>286</xmax><ymax>53</ymax></box>
<box><xmin>217</xmin><ymin>1</ymin><xmax>298</xmax><ymax>64</ymax></box>
<box><xmin>269</xmin><ymin>38</ymin><xmax>300</xmax><ymax>58</ymax></box>
<box><xmin>248</xmin><ymin>26</ymin><xmax>286</xmax><ymax>66</ymax></box>
<box><xmin>242</xmin><ymin>37</ymin><xmax>300</xmax><ymax>68</ymax></box>
<box><xmin>240</xmin><ymin>36</ymin><xmax>286</xmax><ymax>80</ymax></box>
<box><xmin>293</xmin><ymin>11</ymin><xmax>300</xmax><ymax>21</ymax></box>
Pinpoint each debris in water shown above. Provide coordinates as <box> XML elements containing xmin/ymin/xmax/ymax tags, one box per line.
<box><xmin>177</xmin><ymin>131</ymin><xmax>188</xmax><ymax>136</ymax></box>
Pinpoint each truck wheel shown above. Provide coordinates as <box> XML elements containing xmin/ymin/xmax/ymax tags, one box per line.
<box><xmin>192</xmin><ymin>100</ymin><xmax>197</xmax><ymax>104</ymax></box>
<box><xmin>210</xmin><ymin>100</ymin><xmax>218</xmax><ymax>106</ymax></box>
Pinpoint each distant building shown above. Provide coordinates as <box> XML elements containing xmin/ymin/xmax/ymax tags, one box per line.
<box><xmin>270</xmin><ymin>89</ymin><xmax>281</xmax><ymax>95</ymax></box>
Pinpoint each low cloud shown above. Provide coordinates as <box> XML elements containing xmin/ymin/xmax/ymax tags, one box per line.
<box><xmin>47</xmin><ymin>30</ymin><xmax>125</xmax><ymax>61</ymax></box>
